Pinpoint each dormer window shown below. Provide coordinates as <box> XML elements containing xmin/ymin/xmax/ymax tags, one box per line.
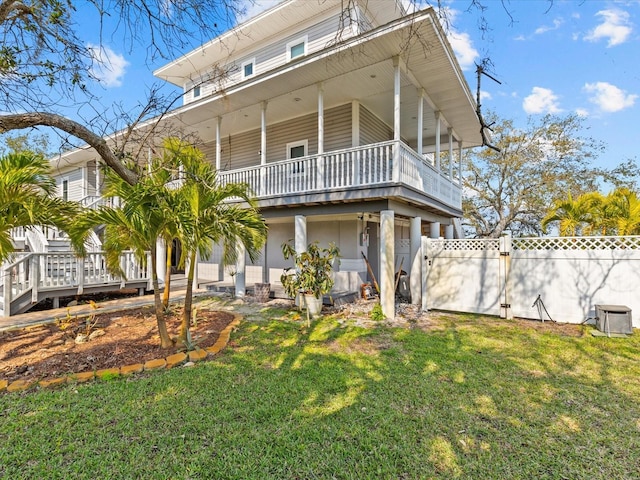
<box><xmin>242</xmin><ymin>58</ymin><xmax>255</xmax><ymax>79</ymax></box>
<box><xmin>287</xmin><ymin>36</ymin><xmax>307</xmax><ymax>61</ymax></box>
<box><xmin>193</xmin><ymin>85</ymin><xmax>201</xmax><ymax>98</ymax></box>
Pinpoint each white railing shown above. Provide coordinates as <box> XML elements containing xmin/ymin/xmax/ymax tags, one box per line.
<box><xmin>1</xmin><ymin>251</ymin><xmax>151</xmax><ymax>316</ymax></box>
<box><xmin>218</xmin><ymin>141</ymin><xmax>462</xmax><ymax>209</ymax></box>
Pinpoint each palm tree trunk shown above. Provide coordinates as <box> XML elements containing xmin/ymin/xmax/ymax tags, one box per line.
<box><xmin>178</xmin><ymin>249</ymin><xmax>196</xmax><ymax>346</ymax></box>
<box><xmin>162</xmin><ymin>241</ymin><xmax>173</xmax><ymax>310</ymax></box>
<box><xmin>150</xmin><ymin>245</ymin><xmax>173</xmax><ymax>349</ymax></box>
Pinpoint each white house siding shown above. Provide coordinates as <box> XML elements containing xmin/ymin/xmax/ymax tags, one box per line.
<box><xmin>54</xmin><ymin>167</ymin><xmax>84</xmax><ymax>202</ymax></box>
<box><xmin>185</xmin><ymin>12</ymin><xmax>348</xmax><ymax>104</ymax></box>
<box><xmin>359</xmin><ymin>104</ymin><xmax>392</xmax><ymax>145</ymax></box>
<box><xmin>200</xmin><ymin>104</ymin><xmax>352</xmax><ymax>170</ymax></box>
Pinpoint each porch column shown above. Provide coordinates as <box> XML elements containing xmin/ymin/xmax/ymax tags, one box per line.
<box><xmin>392</xmin><ymin>57</ymin><xmax>401</xmax><ymax>181</ymax></box>
<box><xmin>417</xmin><ymin>88</ymin><xmax>424</xmax><ymax>156</ymax></box>
<box><xmin>458</xmin><ymin>141</ymin><xmax>463</xmax><ymax>184</ymax></box>
<box><xmin>351</xmin><ymin>100</ymin><xmax>360</xmax><ymax>147</ymax></box>
<box><xmin>430</xmin><ymin>222</ymin><xmax>440</xmax><ymax>239</ymax></box>
<box><xmin>295</xmin><ymin>215</ymin><xmax>307</xmax><ymax>254</ymax></box>
<box><xmin>156</xmin><ymin>239</ymin><xmax>166</xmax><ymax>283</ymax></box>
<box><xmin>448</xmin><ymin>128</ymin><xmax>453</xmax><ymax>179</ymax></box>
<box><xmin>317</xmin><ymin>83</ymin><xmax>325</xmax><ymax>189</ymax></box>
<box><xmin>380</xmin><ymin>210</ymin><xmax>395</xmax><ymax>319</ymax></box>
<box><xmin>235</xmin><ymin>239</ymin><xmax>246</xmax><ymax>298</ymax></box>
<box><xmin>445</xmin><ymin>225</ymin><xmax>454</xmax><ymax>239</ymax></box>
<box><xmin>317</xmin><ymin>83</ymin><xmax>324</xmax><ymax>155</ymax></box>
<box><xmin>435</xmin><ymin>111</ymin><xmax>441</xmax><ymax>170</ymax></box>
<box><xmin>215</xmin><ymin>116</ymin><xmax>222</xmax><ymax>171</ymax></box>
<box><xmin>410</xmin><ymin>216</ymin><xmax>422</xmax><ymax>306</ymax></box>
<box><xmin>260</xmin><ymin>101</ymin><xmax>268</xmax><ymax>165</ymax></box>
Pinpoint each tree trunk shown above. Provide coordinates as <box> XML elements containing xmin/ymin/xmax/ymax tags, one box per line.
<box><xmin>0</xmin><ymin>112</ymin><xmax>139</xmax><ymax>185</ymax></box>
<box><xmin>150</xmin><ymin>245</ymin><xmax>173</xmax><ymax>349</ymax></box>
<box><xmin>162</xmin><ymin>241</ymin><xmax>173</xmax><ymax>310</ymax></box>
<box><xmin>178</xmin><ymin>249</ymin><xmax>196</xmax><ymax>347</ymax></box>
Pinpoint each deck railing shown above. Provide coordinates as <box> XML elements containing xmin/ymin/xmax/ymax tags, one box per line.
<box><xmin>218</xmin><ymin>141</ymin><xmax>462</xmax><ymax>209</ymax></box>
<box><xmin>1</xmin><ymin>251</ymin><xmax>151</xmax><ymax>316</ymax></box>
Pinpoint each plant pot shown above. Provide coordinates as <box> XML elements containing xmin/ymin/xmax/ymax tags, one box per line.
<box><xmin>254</xmin><ymin>283</ymin><xmax>271</xmax><ymax>303</ymax></box>
<box><xmin>303</xmin><ymin>294</ymin><xmax>323</xmax><ymax>319</ymax></box>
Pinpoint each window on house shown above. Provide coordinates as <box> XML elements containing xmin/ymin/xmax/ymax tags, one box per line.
<box><xmin>287</xmin><ymin>36</ymin><xmax>307</xmax><ymax>61</ymax></box>
<box><xmin>62</xmin><ymin>179</ymin><xmax>69</xmax><ymax>201</ymax></box>
<box><xmin>193</xmin><ymin>85</ymin><xmax>201</xmax><ymax>98</ymax></box>
<box><xmin>242</xmin><ymin>59</ymin><xmax>255</xmax><ymax>79</ymax></box>
<box><xmin>287</xmin><ymin>140</ymin><xmax>308</xmax><ymax>174</ymax></box>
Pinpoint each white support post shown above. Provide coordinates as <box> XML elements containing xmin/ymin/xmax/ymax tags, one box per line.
<box><xmin>458</xmin><ymin>141</ymin><xmax>463</xmax><ymax>184</ymax></box>
<box><xmin>417</xmin><ymin>88</ymin><xmax>424</xmax><ymax>156</ymax></box>
<box><xmin>448</xmin><ymin>128</ymin><xmax>453</xmax><ymax>179</ymax></box>
<box><xmin>261</xmin><ymin>101</ymin><xmax>268</xmax><ymax>166</ymax></box>
<box><xmin>235</xmin><ymin>239</ymin><xmax>246</xmax><ymax>298</ymax></box>
<box><xmin>156</xmin><ymin>239</ymin><xmax>166</xmax><ymax>284</ymax></box>
<box><xmin>410</xmin><ymin>217</ymin><xmax>422</xmax><ymax>306</ymax></box>
<box><xmin>317</xmin><ymin>83</ymin><xmax>325</xmax><ymax>189</ymax></box>
<box><xmin>430</xmin><ymin>222</ymin><xmax>440</xmax><ymax>239</ymax></box>
<box><xmin>294</xmin><ymin>215</ymin><xmax>307</xmax><ymax>254</ymax></box>
<box><xmin>444</xmin><ymin>225</ymin><xmax>454</xmax><ymax>239</ymax></box>
<box><xmin>380</xmin><ymin>210</ymin><xmax>395</xmax><ymax>319</ymax></box>
<box><xmin>435</xmin><ymin>111</ymin><xmax>441</xmax><ymax>171</ymax></box>
<box><xmin>77</xmin><ymin>257</ymin><xmax>85</xmax><ymax>295</ymax></box>
<box><xmin>392</xmin><ymin>57</ymin><xmax>401</xmax><ymax>181</ymax></box>
<box><xmin>215</xmin><ymin>116</ymin><xmax>222</xmax><ymax>171</ymax></box>
<box><xmin>499</xmin><ymin>233</ymin><xmax>513</xmax><ymax>320</ymax></box>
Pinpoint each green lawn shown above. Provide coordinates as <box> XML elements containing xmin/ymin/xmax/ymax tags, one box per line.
<box><xmin>1</xmin><ymin>305</ymin><xmax>639</xmax><ymax>479</ymax></box>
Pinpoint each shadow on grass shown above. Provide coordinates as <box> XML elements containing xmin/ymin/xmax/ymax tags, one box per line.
<box><xmin>1</xmin><ymin>309</ymin><xmax>639</xmax><ymax>480</ymax></box>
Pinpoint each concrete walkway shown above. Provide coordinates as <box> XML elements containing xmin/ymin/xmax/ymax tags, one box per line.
<box><xmin>0</xmin><ymin>288</ymin><xmax>212</xmax><ymax>333</ymax></box>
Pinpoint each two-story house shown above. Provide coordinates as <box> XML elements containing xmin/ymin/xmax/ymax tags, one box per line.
<box><xmin>16</xmin><ymin>0</ymin><xmax>481</xmax><ymax>318</ymax></box>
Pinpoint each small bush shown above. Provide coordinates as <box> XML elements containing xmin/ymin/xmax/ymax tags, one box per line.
<box><xmin>370</xmin><ymin>302</ymin><xmax>385</xmax><ymax>321</ymax></box>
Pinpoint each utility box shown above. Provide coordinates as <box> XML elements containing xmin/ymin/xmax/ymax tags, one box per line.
<box><xmin>595</xmin><ymin>305</ymin><xmax>633</xmax><ymax>335</ymax></box>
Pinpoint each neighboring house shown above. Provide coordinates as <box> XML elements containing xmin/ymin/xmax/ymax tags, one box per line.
<box><xmin>5</xmin><ymin>0</ymin><xmax>482</xmax><ymax>317</ymax></box>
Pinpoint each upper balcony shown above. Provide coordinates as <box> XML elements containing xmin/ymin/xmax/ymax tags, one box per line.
<box><xmin>218</xmin><ymin>140</ymin><xmax>461</xmax><ymax>214</ymax></box>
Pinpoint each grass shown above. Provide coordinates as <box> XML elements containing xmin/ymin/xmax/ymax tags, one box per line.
<box><xmin>1</xmin><ymin>307</ymin><xmax>639</xmax><ymax>479</ymax></box>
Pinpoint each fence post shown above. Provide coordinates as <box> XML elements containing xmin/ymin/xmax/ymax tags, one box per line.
<box><xmin>3</xmin><ymin>267</ymin><xmax>11</xmax><ymax>317</ymax></box>
<box><xmin>31</xmin><ymin>255</ymin><xmax>39</xmax><ymax>304</ymax></box>
<box><xmin>421</xmin><ymin>236</ymin><xmax>429</xmax><ymax>312</ymax></box>
<box><xmin>499</xmin><ymin>233</ymin><xmax>513</xmax><ymax>320</ymax></box>
<box><xmin>77</xmin><ymin>257</ymin><xmax>85</xmax><ymax>295</ymax></box>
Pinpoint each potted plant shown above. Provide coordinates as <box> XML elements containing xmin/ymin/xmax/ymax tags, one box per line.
<box><xmin>280</xmin><ymin>240</ymin><xmax>340</xmax><ymax>320</ymax></box>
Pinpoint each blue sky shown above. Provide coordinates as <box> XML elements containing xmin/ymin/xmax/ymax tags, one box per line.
<box><xmin>80</xmin><ymin>0</ymin><xmax>638</xmax><ymax>173</ymax></box>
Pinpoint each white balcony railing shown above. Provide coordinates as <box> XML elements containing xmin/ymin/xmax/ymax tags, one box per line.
<box><xmin>218</xmin><ymin>141</ymin><xmax>462</xmax><ymax>209</ymax></box>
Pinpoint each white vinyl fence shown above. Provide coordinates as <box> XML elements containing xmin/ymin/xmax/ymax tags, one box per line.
<box><xmin>423</xmin><ymin>235</ymin><xmax>640</xmax><ymax>327</ymax></box>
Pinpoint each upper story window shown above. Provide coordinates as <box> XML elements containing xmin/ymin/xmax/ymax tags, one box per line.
<box><xmin>242</xmin><ymin>58</ymin><xmax>255</xmax><ymax>79</ymax></box>
<box><xmin>193</xmin><ymin>85</ymin><xmax>201</xmax><ymax>98</ymax></box>
<box><xmin>61</xmin><ymin>178</ymin><xmax>69</xmax><ymax>201</ymax></box>
<box><xmin>287</xmin><ymin>35</ymin><xmax>307</xmax><ymax>61</ymax></box>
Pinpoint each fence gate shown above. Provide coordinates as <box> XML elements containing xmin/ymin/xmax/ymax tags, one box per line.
<box><xmin>422</xmin><ymin>235</ymin><xmax>640</xmax><ymax>327</ymax></box>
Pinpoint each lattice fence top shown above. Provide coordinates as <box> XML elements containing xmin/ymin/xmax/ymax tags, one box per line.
<box><xmin>512</xmin><ymin>236</ymin><xmax>640</xmax><ymax>251</ymax></box>
<box><xmin>431</xmin><ymin>238</ymin><xmax>500</xmax><ymax>251</ymax></box>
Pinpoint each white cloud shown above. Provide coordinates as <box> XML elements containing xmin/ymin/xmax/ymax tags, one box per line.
<box><xmin>535</xmin><ymin>17</ymin><xmax>564</xmax><ymax>35</ymax></box>
<box><xmin>575</xmin><ymin>108</ymin><xmax>589</xmax><ymax>118</ymax></box>
<box><xmin>583</xmin><ymin>81</ymin><xmax>637</xmax><ymax>112</ymax></box>
<box><xmin>88</xmin><ymin>44</ymin><xmax>128</xmax><ymax>88</ymax></box>
<box><xmin>584</xmin><ymin>9</ymin><xmax>632</xmax><ymax>47</ymax></box>
<box><xmin>448</xmin><ymin>30</ymin><xmax>479</xmax><ymax>70</ymax></box>
<box><xmin>480</xmin><ymin>90</ymin><xmax>492</xmax><ymax>101</ymax></box>
<box><xmin>523</xmin><ymin>87</ymin><xmax>562</xmax><ymax>114</ymax></box>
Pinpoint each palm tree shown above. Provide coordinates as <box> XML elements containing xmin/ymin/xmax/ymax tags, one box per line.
<box><xmin>605</xmin><ymin>187</ymin><xmax>640</xmax><ymax>235</ymax></box>
<box><xmin>542</xmin><ymin>191</ymin><xmax>604</xmax><ymax>236</ymax></box>
<box><xmin>166</xmin><ymin>139</ymin><xmax>267</xmax><ymax>347</ymax></box>
<box><xmin>0</xmin><ymin>152</ymin><xmax>82</xmax><ymax>263</ymax></box>
<box><xmin>75</xmin><ymin>162</ymin><xmax>177</xmax><ymax>348</ymax></box>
